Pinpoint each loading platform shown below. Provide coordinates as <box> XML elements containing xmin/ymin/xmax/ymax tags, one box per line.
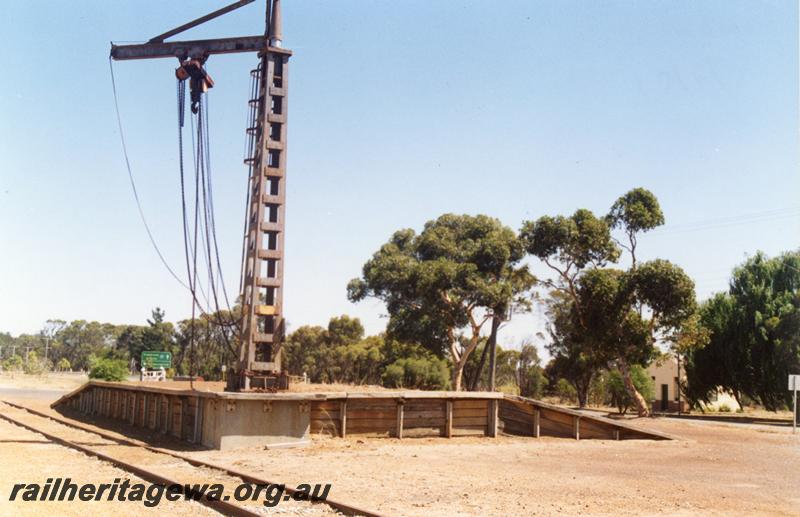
<box><xmin>51</xmin><ymin>381</ymin><xmax>672</xmax><ymax>450</ymax></box>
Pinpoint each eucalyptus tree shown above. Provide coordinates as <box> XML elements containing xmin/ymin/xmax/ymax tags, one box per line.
<box><xmin>606</xmin><ymin>187</ymin><xmax>664</xmax><ymax>268</ymax></box>
<box><xmin>577</xmin><ymin>261</ymin><xmax>696</xmax><ymax>415</ymax></box>
<box><xmin>348</xmin><ymin>214</ymin><xmax>535</xmax><ymax>390</ymax></box>
<box><xmin>520</xmin><ymin>208</ymin><xmax>619</xmax><ymax>406</ymax></box>
<box><xmin>523</xmin><ymin>189</ymin><xmax>696</xmax><ymax>415</ymax></box>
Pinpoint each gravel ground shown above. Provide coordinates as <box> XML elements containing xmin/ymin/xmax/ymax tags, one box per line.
<box><xmin>0</xmin><ymin>402</ymin><xmax>341</xmax><ymax>516</ymax></box>
<box><xmin>0</xmin><ymin>416</ymin><xmax>219</xmax><ymax>516</ymax></box>
<box><xmin>185</xmin><ymin>419</ymin><xmax>799</xmax><ymax>516</ymax></box>
<box><xmin>2</xmin><ymin>381</ymin><xmax>799</xmax><ymax>516</ymax></box>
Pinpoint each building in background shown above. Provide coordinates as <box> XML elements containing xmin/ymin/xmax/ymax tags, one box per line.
<box><xmin>647</xmin><ymin>355</ymin><xmax>741</xmax><ymax>413</ymax></box>
<box><xmin>647</xmin><ymin>355</ymin><xmax>686</xmax><ymax>413</ymax></box>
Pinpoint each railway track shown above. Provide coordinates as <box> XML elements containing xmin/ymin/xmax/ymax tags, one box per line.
<box><xmin>0</xmin><ymin>400</ymin><xmax>381</xmax><ymax>517</ymax></box>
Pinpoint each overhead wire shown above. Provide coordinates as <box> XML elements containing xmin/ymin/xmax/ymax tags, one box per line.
<box><xmin>649</xmin><ymin>207</ymin><xmax>800</xmax><ymax>236</ymax></box>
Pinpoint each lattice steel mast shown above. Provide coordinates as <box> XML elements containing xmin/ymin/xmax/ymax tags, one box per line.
<box><xmin>238</xmin><ymin>0</ymin><xmax>291</xmax><ymax>390</ymax></box>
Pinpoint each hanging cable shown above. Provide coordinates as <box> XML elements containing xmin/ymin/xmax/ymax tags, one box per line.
<box><xmin>195</xmin><ymin>95</ymin><xmax>238</xmax><ymax>350</ymax></box>
<box><xmin>204</xmin><ymin>96</ymin><xmax>234</xmax><ymax>311</ymax></box>
<box><xmin>200</xmin><ymin>95</ymin><xmax>236</xmax><ymax>317</ymax></box>
<box><xmin>179</xmin><ymin>79</ymin><xmax>239</xmax><ymax>354</ymax></box>
<box><xmin>113</xmin><ymin>56</ymin><xmax>248</xmax><ymax>390</ymax></box>
<box><xmin>110</xmin><ymin>57</ymin><xmax>189</xmax><ymax>290</ymax></box>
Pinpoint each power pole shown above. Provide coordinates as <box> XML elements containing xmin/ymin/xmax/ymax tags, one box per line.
<box><xmin>110</xmin><ymin>0</ymin><xmax>292</xmax><ymax>391</ymax></box>
<box><xmin>676</xmin><ymin>353</ymin><xmax>682</xmax><ymax>415</ymax></box>
<box><xmin>487</xmin><ymin>316</ymin><xmax>499</xmax><ymax>392</ymax></box>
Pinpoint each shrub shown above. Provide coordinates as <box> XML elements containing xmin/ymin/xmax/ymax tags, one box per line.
<box><xmin>57</xmin><ymin>358</ymin><xmax>71</xmax><ymax>372</ymax></box>
<box><xmin>555</xmin><ymin>378</ymin><xmax>578</xmax><ymax>404</ymax></box>
<box><xmin>382</xmin><ymin>363</ymin><xmax>405</xmax><ymax>388</ymax></box>
<box><xmin>381</xmin><ymin>357</ymin><xmax>451</xmax><ymax>390</ymax></box>
<box><xmin>89</xmin><ymin>359</ymin><xmax>129</xmax><ymax>381</ymax></box>
<box><xmin>3</xmin><ymin>355</ymin><xmax>23</xmax><ymax>372</ymax></box>
<box><xmin>497</xmin><ymin>382</ymin><xmax>520</xmax><ymax>396</ymax></box>
<box><xmin>23</xmin><ymin>351</ymin><xmax>49</xmax><ymax>376</ymax></box>
<box><xmin>718</xmin><ymin>403</ymin><xmax>731</xmax><ymax>413</ymax></box>
<box><xmin>588</xmin><ymin>371</ymin><xmax>610</xmax><ymax>407</ymax></box>
<box><xmin>519</xmin><ymin>366</ymin><xmax>546</xmax><ymax>399</ymax></box>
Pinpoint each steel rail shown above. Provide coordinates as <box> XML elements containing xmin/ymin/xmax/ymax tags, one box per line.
<box><xmin>0</xmin><ymin>409</ymin><xmax>260</xmax><ymax>517</ymax></box>
<box><xmin>1</xmin><ymin>400</ymin><xmax>382</xmax><ymax>517</ymax></box>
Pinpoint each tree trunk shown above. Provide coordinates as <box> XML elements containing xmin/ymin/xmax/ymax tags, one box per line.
<box><xmin>468</xmin><ymin>313</ymin><xmax>502</xmax><ymax>391</ymax></box>
<box><xmin>732</xmin><ymin>390</ymin><xmax>744</xmax><ymax>411</ymax></box>
<box><xmin>451</xmin><ymin>317</ymin><xmax>489</xmax><ymax>391</ymax></box>
<box><xmin>576</xmin><ymin>384</ymin><xmax>588</xmax><ymax>408</ymax></box>
<box><xmin>452</xmin><ymin>363</ymin><xmax>464</xmax><ymax>391</ymax></box>
<box><xmin>618</xmin><ymin>358</ymin><xmax>650</xmax><ymax>417</ymax></box>
<box><xmin>468</xmin><ymin>341</ymin><xmax>490</xmax><ymax>391</ymax></box>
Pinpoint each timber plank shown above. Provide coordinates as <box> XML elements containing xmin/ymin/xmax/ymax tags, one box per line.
<box><xmin>453</xmin><ymin>400</ymin><xmax>490</xmax><ymax>410</ymax></box>
<box><xmin>452</xmin><ymin>408</ymin><xmax>488</xmax><ymax>418</ymax></box>
<box><xmin>453</xmin><ymin>416</ymin><xmax>489</xmax><ymax>426</ymax></box>
<box><xmin>403</xmin><ymin>410</ymin><xmax>446</xmax><ymax>419</ymax></box>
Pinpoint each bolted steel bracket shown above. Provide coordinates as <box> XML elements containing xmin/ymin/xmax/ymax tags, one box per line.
<box><xmin>262</xmin><ymin>401</ymin><xmax>272</xmax><ymax>413</ymax></box>
<box><xmin>226</xmin><ymin>400</ymin><xmax>237</xmax><ymax>413</ymax></box>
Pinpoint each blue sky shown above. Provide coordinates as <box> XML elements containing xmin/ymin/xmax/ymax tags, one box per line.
<box><xmin>1</xmin><ymin>1</ymin><xmax>798</xmax><ymax>350</ymax></box>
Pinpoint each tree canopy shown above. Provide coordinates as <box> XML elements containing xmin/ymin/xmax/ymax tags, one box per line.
<box><xmin>606</xmin><ymin>187</ymin><xmax>664</xmax><ymax>267</ymax></box>
<box><xmin>282</xmin><ymin>315</ymin><xmax>451</xmax><ymax>389</ymax></box>
<box><xmin>348</xmin><ymin>213</ymin><xmax>534</xmax><ymax>390</ymax></box>
<box><xmin>685</xmin><ymin>251</ymin><xmax>800</xmax><ymax>410</ymax></box>
<box><xmin>521</xmin><ymin>188</ymin><xmax>695</xmax><ymax>414</ymax></box>
<box><xmin>521</xmin><ymin>207</ymin><xmax>621</xmax><ymax>407</ymax></box>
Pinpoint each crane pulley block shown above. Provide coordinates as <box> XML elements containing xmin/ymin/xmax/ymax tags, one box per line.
<box><xmin>176</xmin><ymin>59</ymin><xmax>215</xmax><ymax>113</ymax></box>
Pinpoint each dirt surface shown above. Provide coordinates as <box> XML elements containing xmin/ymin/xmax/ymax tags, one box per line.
<box><xmin>0</xmin><ymin>401</ymin><xmax>341</xmax><ymax>516</ymax></box>
<box><xmin>112</xmin><ymin>379</ymin><xmax>405</xmax><ymax>394</ymax></box>
<box><xmin>0</xmin><ymin>373</ymin><xmax>400</xmax><ymax>395</ymax></box>
<box><xmin>2</xmin><ymin>380</ymin><xmax>799</xmax><ymax>516</ymax></box>
<box><xmin>0</xmin><ymin>372</ymin><xmax>87</xmax><ymax>391</ymax></box>
<box><xmin>187</xmin><ymin>420</ymin><xmax>799</xmax><ymax>516</ymax></box>
<box><xmin>0</xmin><ymin>416</ymin><xmax>219</xmax><ymax>516</ymax></box>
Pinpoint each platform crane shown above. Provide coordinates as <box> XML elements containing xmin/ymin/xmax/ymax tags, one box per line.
<box><xmin>111</xmin><ymin>0</ymin><xmax>291</xmax><ymax>391</ymax></box>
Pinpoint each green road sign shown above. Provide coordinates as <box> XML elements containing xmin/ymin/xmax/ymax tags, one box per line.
<box><xmin>141</xmin><ymin>351</ymin><xmax>172</xmax><ymax>369</ymax></box>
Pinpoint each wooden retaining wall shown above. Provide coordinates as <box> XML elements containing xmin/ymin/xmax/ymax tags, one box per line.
<box><xmin>56</xmin><ymin>383</ymin><xmax>206</xmax><ymax>445</ymax></box>
<box><xmin>309</xmin><ymin>394</ymin><xmax>499</xmax><ymax>438</ymax></box>
<box><xmin>498</xmin><ymin>395</ymin><xmax>671</xmax><ymax>440</ymax></box>
<box><xmin>51</xmin><ymin>382</ymin><xmax>671</xmax><ymax>448</ymax></box>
